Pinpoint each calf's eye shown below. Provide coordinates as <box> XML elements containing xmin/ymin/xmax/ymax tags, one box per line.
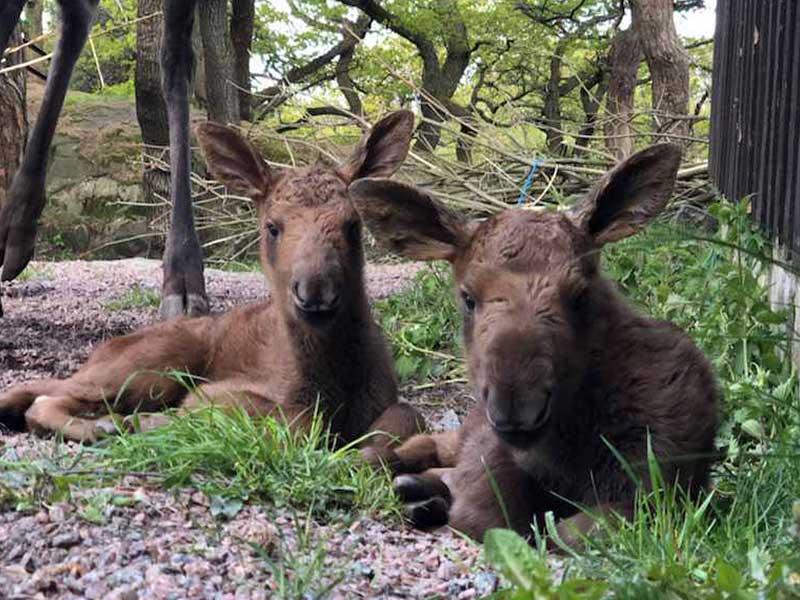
<box><xmin>266</xmin><ymin>222</ymin><xmax>280</xmax><ymax>238</ymax></box>
<box><xmin>461</xmin><ymin>290</ymin><xmax>477</xmax><ymax>313</ymax></box>
<box><xmin>346</xmin><ymin>220</ymin><xmax>361</xmax><ymax>243</ymax></box>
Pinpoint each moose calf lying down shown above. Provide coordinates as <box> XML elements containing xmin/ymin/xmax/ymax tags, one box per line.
<box><xmin>0</xmin><ymin>111</ymin><xmax>424</xmax><ymax>448</ymax></box>
<box><xmin>352</xmin><ymin>144</ymin><xmax>719</xmax><ymax>548</ymax></box>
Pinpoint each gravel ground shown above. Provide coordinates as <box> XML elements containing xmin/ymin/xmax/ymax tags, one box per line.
<box><xmin>0</xmin><ymin>259</ymin><xmax>491</xmax><ymax>599</ymax></box>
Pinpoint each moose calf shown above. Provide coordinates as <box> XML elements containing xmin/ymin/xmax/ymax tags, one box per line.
<box><xmin>352</xmin><ymin>144</ymin><xmax>719</xmax><ymax>548</ymax></box>
<box><xmin>0</xmin><ymin>111</ymin><xmax>423</xmax><ymax>448</ymax></box>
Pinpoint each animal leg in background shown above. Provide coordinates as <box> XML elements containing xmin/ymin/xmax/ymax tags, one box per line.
<box><xmin>0</xmin><ymin>0</ymin><xmax>99</xmax><ymax>317</ymax></box>
<box><xmin>159</xmin><ymin>0</ymin><xmax>208</xmax><ymax>319</ymax></box>
<box><xmin>0</xmin><ymin>0</ymin><xmax>208</xmax><ymax>319</ymax></box>
<box><xmin>0</xmin><ymin>0</ymin><xmax>26</xmax><ymax>57</ymax></box>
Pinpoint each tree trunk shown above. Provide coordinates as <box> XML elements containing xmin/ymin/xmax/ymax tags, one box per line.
<box><xmin>575</xmin><ymin>80</ymin><xmax>607</xmax><ymax>157</ymax></box>
<box><xmin>630</xmin><ymin>0</ymin><xmax>691</xmax><ymax>139</ymax></box>
<box><xmin>230</xmin><ymin>0</ymin><xmax>254</xmax><ymax>122</ymax></box>
<box><xmin>24</xmin><ymin>0</ymin><xmax>43</xmax><ymax>37</ymax></box>
<box><xmin>604</xmin><ymin>27</ymin><xmax>642</xmax><ymax>158</ymax></box>
<box><xmin>199</xmin><ymin>0</ymin><xmax>239</xmax><ymax>124</ymax></box>
<box><xmin>191</xmin><ymin>5</ymin><xmax>207</xmax><ymax>110</ymax></box>
<box><xmin>542</xmin><ymin>46</ymin><xmax>566</xmax><ymax>154</ymax></box>
<box><xmin>335</xmin><ymin>18</ymin><xmax>364</xmax><ymax>119</ymax></box>
<box><xmin>135</xmin><ymin>0</ymin><xmax>170</xmax><ymax>222</ymax></box>
<box><xmin>414</xmin><ymin>0</ymin><xmax>470</xmax><ymax>154</ymax></box>
<box><xmin>0</xmin><ymin>28</ymin><xmax>27</xmax><ymax>208</ymax></box>
<box><xmin>337</xmin><ymin>0</ymin><xmax>471</xmax><ymax>153</ymax></box>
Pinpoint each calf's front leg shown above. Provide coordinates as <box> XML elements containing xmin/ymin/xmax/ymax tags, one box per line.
<box><xmin>123</xmin><ymin>379</ymin><xmax>309</xmax><ymax>434</ymax></box>
<box><xmin>361</xmin><ymin>429</ymin><xmax>461</xmax><ymax>474</ymax></box>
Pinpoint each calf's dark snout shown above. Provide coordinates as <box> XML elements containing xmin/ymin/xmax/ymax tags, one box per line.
<box><xmin>291</xmin><ymin>270</ymin><xmax>341</xmax><ymax>315</ymax></box>
<box><xmin>483</xmin><ymin>379</ymin><xmax>552</xmax><ymax>436</ymax></box>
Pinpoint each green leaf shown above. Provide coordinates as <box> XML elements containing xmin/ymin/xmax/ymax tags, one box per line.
<box><xmin>716</xmin><ymin>560</ymin><xmax>743</xmax><ymax>593</ymax></box>
<box><xmin>484</xmin><ymin>528</ymin><xmax>547</xmax><ymax>592</ymax></box>
<box><xmin>210</xmin><ymin>495</ymin><xmax>244</xmax><ymax>519</ymax></box>
<box><xmin>740</xmin><ymin>419</ymin><xmax>764</xmax><ymax>441</ymax></box>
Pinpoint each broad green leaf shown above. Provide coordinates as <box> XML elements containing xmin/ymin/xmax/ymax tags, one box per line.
<box><xmin>484</xmin><ymin>528</ymin><xmax>546</xmax><ymax>592</ymax></box>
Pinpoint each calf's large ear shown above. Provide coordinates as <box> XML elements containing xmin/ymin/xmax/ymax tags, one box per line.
<box><xmin>570</xmin><ymin>143</ymin><xmax>682</xmax><ymax>245</ymax></box>
<box><xmin>195</xmin><ymin>122</ymin><xmax>272</xmax><ymax>200</ymax></box>
<box><xmin>349</xmin><ymin>178</ymin><xmax>474</xmax><ymax>262</ymax></box>
<box><xmin>339</xmin><ymin>110</ymin><xmax>415</xmax><ymax>182</ymax></box>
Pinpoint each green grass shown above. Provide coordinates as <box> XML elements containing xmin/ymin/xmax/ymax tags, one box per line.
<box><xmin>92</xmin><ymin>405</ymin><xmax>398</xmax><ymax>519</ymax></box>
<box><xmin>14</xmin><ymin>264</ymin><xmax>53</xmax><ymax>282</ymax></box>
<box><xmin>374</xmin><ymin>265</ymin><xmax>463</xmax><ymax>383</ymax></box>
<box><xmin>63</xmin><ymin>82</ymin><xmax>135</xmax><ymax>108</ymax></box>
<box><xmin>102</xmin><ymin>283</ymin><xmax>160</xmax><ymax>311</ymax></box>
<box><xmin>0</xmin><ymin>403</ymin><xmax>397</xmax><ymax>523</ymax></box>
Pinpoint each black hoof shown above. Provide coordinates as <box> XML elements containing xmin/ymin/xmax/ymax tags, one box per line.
<box><xmin>404</xmin><ymin>496</ymin><xmax>450</xmax><ymax>529</ymax></box>
<box><xmin>393</xmin><ymin>474</ymin><xmax>451</xmax><ymax>502</ymax></box>
<box><xmin>159</xmin><ymin>293</ymin><xmax>209</xmax><ymax>320</ymax></box>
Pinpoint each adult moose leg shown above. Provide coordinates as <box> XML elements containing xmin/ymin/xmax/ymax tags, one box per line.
<box><xmin>0</xmin><ymin>0</ymin><xmax>26</xmax><ymax>58</ymax></box>
<box><xmin>159</xmin><ymin>0</ymin><xmax>208</xmax><ymax>318</ymax></box>
<box><xmin>0</xmin><ymin>0</ymin><xmax>99</xmax><ymax>287</ymax></box>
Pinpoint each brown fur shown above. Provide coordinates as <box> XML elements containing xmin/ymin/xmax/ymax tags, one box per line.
<box><xmin>0</xmin><ymin>110</ymin><xmax>425</xmax><ymax>447</ymax></box>
<box><xmin>351</xmin><ymin>144</ymin><xmax>720</xmax><ymax>549</ymax></box>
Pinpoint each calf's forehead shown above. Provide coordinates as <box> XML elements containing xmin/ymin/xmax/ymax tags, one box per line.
<box><xmin>463</xmin><ymin>210</ymin><xmax>588</xmax><ymax>274</ymax></box>
<box><xmin>270</xmin><ymin>165</ymin><xmax>351</xmax><ymax>210</ymax></box>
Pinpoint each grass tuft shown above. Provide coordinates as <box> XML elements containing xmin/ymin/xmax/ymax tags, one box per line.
<box><xmin>102</xmin><ymin>284</ymin><xmax>160</xmax><ymax>311</ymax></box>
<box><xmin>89</xmin><ymin>405</ymin><xmax>399</xmax><ymax>520</ymax></box>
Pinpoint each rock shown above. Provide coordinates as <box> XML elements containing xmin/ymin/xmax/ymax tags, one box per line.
<box><xmin>52</xmin><ymin>532</ymin><xmax>81</xmax><ymax>549</ymax></box>
<box><xmin>474</xmin><ymin>571</ymin><xmax>498</xmax><ymax>596</ymax></box>
<box><xmin>48</xmin><ymin>504</ymin><xmax>68</xmax><ymax>522</ymax></box>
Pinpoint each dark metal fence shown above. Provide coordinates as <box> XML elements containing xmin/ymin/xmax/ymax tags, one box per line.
<box><xmin>710</xmin><ymin>0</ymin><xmax>800</xmax><ymax>256</ymax></box>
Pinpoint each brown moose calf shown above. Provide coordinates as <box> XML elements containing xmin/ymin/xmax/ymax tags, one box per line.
<box><xmin>0</xmin><ymin>111</ymin><xmax>423</xmax><ymax>448</ymax></box>
<box><xmin>352</xmin><ymin>144</ymin><xmax>719</xmax><ymax>548</ymax></box>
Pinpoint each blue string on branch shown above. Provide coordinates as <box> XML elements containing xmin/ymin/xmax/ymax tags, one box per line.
<box><xmin>517</xmin><ymin>159</ymin><xmax>544</xmax><ymax>206</ymax></box>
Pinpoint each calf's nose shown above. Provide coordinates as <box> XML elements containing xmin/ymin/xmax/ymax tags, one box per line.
<box><xmin>292</xmin><ymin>275</ymin><xmax>340</xmax><ymax>314</ymax></box>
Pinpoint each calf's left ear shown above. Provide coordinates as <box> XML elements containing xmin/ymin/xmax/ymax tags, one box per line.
<box><xmin>570</xmin><ymin>143</ymin><xmax>682</xmax><ymax>245</ymax></box>
<box><xmin>195</xmin><ymin>122</ymin><xmax>272</xmax><ymax>201</ymax></box>
<box><xmin>349</xmin><ymin>178</ymin><xmax>474</xmax><ymax>262</ymax></box>
<box><xmin>339</xmin><ymin>110</ymin><xmax>415</xmax><ymax>182</ymax></box>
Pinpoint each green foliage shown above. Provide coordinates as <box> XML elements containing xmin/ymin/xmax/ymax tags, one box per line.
<box><xmin>485</xmin><ymin>529</ymin><xmax>608</xmax><ymax>599</ymax></box>
<box><xmin>374</xmin><ymin>265</ymin><xmax>463</xmax><ymax>383</ymax></box>
<box><xmin>71</xmin><ymin>1</ymin><xmax>137</xmax><ymax>93</ymax></box>
<box><xmin>0</xmin><ymin>404</ymin><xmax>397</xmax><ymax>526</ymax></box>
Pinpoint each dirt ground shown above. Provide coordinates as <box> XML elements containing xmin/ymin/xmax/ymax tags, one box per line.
<box><xmin>0</xmin><ymin>259</ymin><xmax>489</xmax><ymax>599</ymax></box>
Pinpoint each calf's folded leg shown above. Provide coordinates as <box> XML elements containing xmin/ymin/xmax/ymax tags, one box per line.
<box><xmin>362</xmin><ymin>429</ymin><xmax>460</xmax><ymax>474</ymax></box>
<box><xmin>0</xmin><ymin>318</ymin><xmax>213</xmax><ymax>439</ymax></box>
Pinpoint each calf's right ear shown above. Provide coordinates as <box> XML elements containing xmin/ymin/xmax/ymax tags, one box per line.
<box><xmin>195</xmin><ymin>122</ymin><xmax>272</xmax><ymax>201</ymax></box>
<box><xmin>349</xmin><ymin>178</ymin><xmax>473</xmax><ymax>262</ymax></box>
<box><xmin>570</xmin><ymin>143</ymin><xmax>682</xmax><ymax>245</ymax></box>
